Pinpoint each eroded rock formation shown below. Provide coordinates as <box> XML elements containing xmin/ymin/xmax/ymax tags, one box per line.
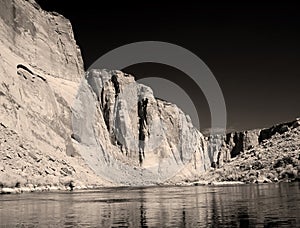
<box><xmin>0</xmin><ymin>0</ymin><xmax>83</xmax><ymax>82</ymax></box>
<box><xmin>0</xmin><ymin>0</ymin><xmax>211</xmax><ymax>188</ymax></box>
<box><xmin>0</xmin><ymin>0</ymin><xmax>107</xmax><ymax>189</ymax></box>
<box><xmin>209</xmin><ymin>119</ymin><xmax>300</xmax><ymax>170</ymax></box>
<box><xmin>72</xmin><ymin>69</ymin><xmax>211</xmax><ymax>185</ymax></box>
<box><xmin>201</xmin><ymin>120</ymin><xmax>300</xmax><ymax>183</ymax></box>
<box><xmin>0</xmin><ymin>0</ymin><xmax>299</xmax><ymax>190</ymax></box>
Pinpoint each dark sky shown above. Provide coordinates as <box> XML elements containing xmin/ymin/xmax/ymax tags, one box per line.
<box><xmin>36</xmin><ymin>1</ymin><xmax>300</xmax><ymax>132</ymax></box>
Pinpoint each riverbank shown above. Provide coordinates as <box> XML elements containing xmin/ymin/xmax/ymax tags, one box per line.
<box><xmin>0</xmin><ymin>184</ymin><xmax>107</xmax><ymax>194</ymax></box>
<box><xmin>3</xmin><ymin>178</ymin><xmax>300</xmax><ymax>195</ymax></box>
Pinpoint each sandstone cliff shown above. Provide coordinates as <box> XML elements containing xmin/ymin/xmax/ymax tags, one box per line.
<box><xmin>72</xmin><ymin>69</ymin><xmax>210</xmax><ymax>185</ymax></box>
<box><xmin>0</xmin><ymin>0</ymin><xmax>108</xmax><ymax>189</ymax></box>
<box><xmin>0</xmin><ymin>0</ymin><xmax>211</xmax><ymax>189</ymax></box>
<box><xmin>0</xmin><ymin>0</ymin><xmax>83</xmax><ymax>82</ymax></box>
<box><xmin>1</xmin><ymin>0</ymin><xmax>299</xmax><ymax>191</ymax></box>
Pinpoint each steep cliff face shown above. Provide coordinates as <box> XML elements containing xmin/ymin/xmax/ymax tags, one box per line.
<box><xmin>3</xmin><ymin>0</ymin><xmax>296</xmax><ymax>189</ymax></box>
<box><xmin>72</xmin><ymin>69</ymin><xmax>211</xmax><ymax>185</ymax></box>
<box><xmin>0</xmin><ymin>0</ymin><xmax>108</xmax><ymax>188</ymax></box>
<box><xmin>0</xmin><ymin>0</ymin><xmax>211</xmax><ymax>188</ymax></box>
<box><xmin>0</xmin><ymin>0</ymin><xmax>84</xmax><ymax>151</ymax></box>
<box><xmin>0</xmin><ymin>0</ymin><xmax>84</xmax><ymax>82</ymax></box>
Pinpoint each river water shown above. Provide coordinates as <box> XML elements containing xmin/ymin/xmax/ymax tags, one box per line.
<box><xmin>0</xmin><ymin>182</ymin><xmax>299</xmax><ymax>227</ymax></box>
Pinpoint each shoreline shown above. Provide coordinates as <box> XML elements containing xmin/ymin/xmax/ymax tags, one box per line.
<box><xmin>0</xmin><ymin>185</ymin><xmax>102</xmax><ymax>194</ymax></box>
<box><xmin>1</xmin><ymin>180</ymin><xmax>298</xmax><ymax>194</ymax></box>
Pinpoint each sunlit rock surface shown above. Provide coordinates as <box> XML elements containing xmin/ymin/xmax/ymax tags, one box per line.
<box><xmin>0</xmin><ymin>0</ymin><xmax>107</xmax><ymax>188</ymax></box>
<box><xmin>1</xmin><ymin>0</ymin><xmax>298</xmax><ymax>189</ymax></box>
<box><xmin>0</xmin><ymin>0</ymin><xmax>210</xmax><ymax>188</ymax></box>
<box><xmin>72</xmin><ymin>69</ymin><xmax>211</xmax><ymax>185</ymax></box>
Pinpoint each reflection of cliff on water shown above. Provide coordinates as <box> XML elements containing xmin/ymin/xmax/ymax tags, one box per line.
<box><xmin>0</xmin><ymin>183</ymin><xmax>299</xmax><ymax>227</ymax></box>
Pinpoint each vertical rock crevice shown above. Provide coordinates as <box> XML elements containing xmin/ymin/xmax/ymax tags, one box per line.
<box><xmin>111</xmin><ymin>74</ymin><xmax>120</xmax><ymax>97</ymax></box>
<box><xmin>138</xmin><ymin>98</ymin><xmax>148</xmax><ymax>165</ymax></box>
<box><xmin>102</xmin><ymin>96</ymin><xmax>110</xmax><ymax>132</ymax></box>
<box><xmin>231</xmin><ymin>132</ymin><xmax>244</xmax><ymax>158</ymax></box>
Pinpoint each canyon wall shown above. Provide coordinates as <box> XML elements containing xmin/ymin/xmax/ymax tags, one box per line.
<box><xmin>0</xmin><ymin>0</ymin><xmax>211</xmax><ymax>187</ymax></box>
<box><xmin>211</xmin><ymin>119</ymin><xmax>300</xmax><ymax>168</ymax></box>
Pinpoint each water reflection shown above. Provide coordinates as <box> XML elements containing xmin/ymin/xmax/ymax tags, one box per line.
<box><xmin>0</xmin><ymin>182</ymin><xmax>299</xmax><ymax>227</ymax></box>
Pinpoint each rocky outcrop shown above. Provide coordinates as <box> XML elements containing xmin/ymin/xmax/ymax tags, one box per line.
<box><xmin>0</xmin><ymin>0</ymin><xmax>84</xmax><ymax>82</ymax></box>
<box><xmin>72</xmin><ymin>69</ymin><xmax>211</xmax><ymax>185</ymax></box>
<box><xmin>197</xmin><ymin>118</ymin><xmax>300</xmax><ymax>184</ymax></box>
<box><xmin>0</xmin><ymin>0</ymin><xmax>107</xmax><ymax>189</ymax></box>
<box><xmin>210</xmin><ymin>119</ymin><xmax>300</xmax><ymax>168</ymax></box>
<box><xmin>0</xmin><ymin>122</ymin><xmax>111</xmax><ymax>190</ymax></box>
<box><xmin>0</xmin><ymin>0</ymin><xmax>84</xmax><ymax>159</ymax></box>
<box><xmin>200</xmin><ymin>123</ymin><xmax>300</xmax><ymax>183</ymax></box>
<box><xmin>258</xmin><ymin>120</ymin><xmax>298</xmax><ymax>142</ymax></box>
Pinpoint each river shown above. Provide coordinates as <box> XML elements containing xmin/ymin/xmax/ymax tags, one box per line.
<box><xmin>0</xmin><ymin>182</ymin><xmax>299</xmax><ymax>227</ymax></box>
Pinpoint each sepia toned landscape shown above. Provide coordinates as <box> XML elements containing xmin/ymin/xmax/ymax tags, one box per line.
<box><xmin>0</xmin><ymin>0</ymin><xmax>299</xmax><ymax>227</ymax></box>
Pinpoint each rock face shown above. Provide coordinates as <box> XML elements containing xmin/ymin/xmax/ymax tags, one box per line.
<box><xmin>201</xmin><ymin>119</ymin><xmax>300</xmax><ymax>183</ymax></box>
<box><xmin>0</xmin><ymin>122</ymin><xmax>110</xmax><ymax>189</ymax></box>
<box><xmin>0</xmin><ymin>0</ymin><xmax>107</xmax><ymax>188</ymax></box>
<box><xmin>0</xmin><ymin>0</ymin><xmax>211</xmax><ymax>188</ymax></box>
<box><xmin>1</xmin><ymin>0</ymin><xmax>298</xmax><ymax>189</ymax></box>
<box><xmin>0</xmin><ymin>0</ymin><xmax>84</xmax><ymax>82</ymax></box>
<box><xmin>0</xmin><ymin>0</ymin><xmax>84</xmax><ymax>159</ymax></box>
<box><xmin>201</xmin><ymin>122</ymin><xmax>300</xmax><ymax>183</ymax></box>
<box><xmin>72</xmin><ymin>69</ymin><xmax>211</xmax><ymax>185</ymax></box>
<box><xmin>210</xmin><ymin>119</ymin><xmax>300</xmax><ymax>168</ymax></box>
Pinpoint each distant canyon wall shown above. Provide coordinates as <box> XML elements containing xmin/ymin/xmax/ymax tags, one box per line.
<box><xmin>210</xmin><ymin>119</ymin><xmax>300</xmax><ymax>168</ymax></box>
